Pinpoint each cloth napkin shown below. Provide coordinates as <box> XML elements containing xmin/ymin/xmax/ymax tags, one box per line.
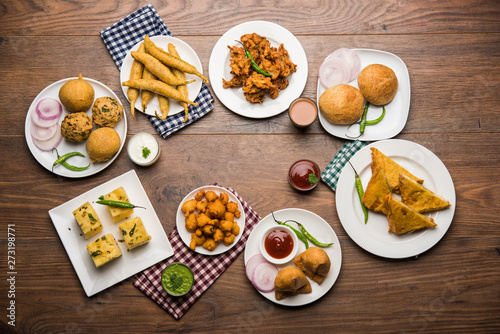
<box><xmin>99</xmin><ymin>4</ymin><xmax>214</xmax><ymax>138</ymax></box>
<box><xmin>133</xmin><ymin>184</ymin><xmax>261</xmax><ymax>319</ymax></box>
<box><xmin>321</xmin><ymin>140</ymin><xmax>368</xmax><ymax>191</ymax></box>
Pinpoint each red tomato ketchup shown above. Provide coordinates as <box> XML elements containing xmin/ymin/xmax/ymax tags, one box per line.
<box><xmin>288</xmin><ymin>159</ymin><xmax>320</xmax><ymax>191</ymax></box>
<box><xmin>264</xmin><ymin>229</ymin><xmax>294</xmax><ymax>259</ymax></box>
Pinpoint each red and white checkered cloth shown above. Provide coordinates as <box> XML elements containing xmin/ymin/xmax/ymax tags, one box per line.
<box><xmin>133</xmin><ymin>185</ymin><xmax>261</xmax><ymax>319</ymax></box>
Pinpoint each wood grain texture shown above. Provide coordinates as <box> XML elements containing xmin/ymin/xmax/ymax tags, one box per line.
<box><xmin>1</xmin><ymin>0</ymin><xmax>500</xmax><ymax>333</ymax></box>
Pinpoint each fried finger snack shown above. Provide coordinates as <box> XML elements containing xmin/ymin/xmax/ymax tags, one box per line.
<box><xmin>223</xmin><ymin>33</ymin><xmax>297</xmax><ymax>103</ymax></box>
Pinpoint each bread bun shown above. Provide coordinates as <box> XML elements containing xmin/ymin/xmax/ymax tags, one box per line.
<box><xmin>357</xmin><ymin>64</ymin><xmax>398</xmax><ymax>105</ymax></box>
<box><xmin>86</xmin><ymin>127</ymin><xmax>120</xmax><ymax>162</ymax></box>
<box><xmin>318</xmin><ymin>84</ymin><xmax>365</xmax><ymax>125</ymax></box>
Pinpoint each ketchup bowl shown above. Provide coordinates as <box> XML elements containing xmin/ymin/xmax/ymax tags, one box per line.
<box><xmin>260</xmin><ymin>225</ymin><xmax>299</xmax><ymax>265</ymax></box>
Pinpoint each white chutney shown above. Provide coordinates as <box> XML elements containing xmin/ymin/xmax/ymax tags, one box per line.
<box><xmin>127</xmin><ymin>132</ymin><xmax>161</xmax><ymax>166</ymax></box>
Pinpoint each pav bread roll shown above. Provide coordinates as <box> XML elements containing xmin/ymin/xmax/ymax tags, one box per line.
<box><xmin>274</xmin><ymin>266</ymin><xmax>312</xmax><ymax>300</ymax></box>
<box><xmin>293</xmin><ymin>247</ymin><xmax>331</xmax><ymax>284</ymax></box>
<box><xmin>357</xmin><ymin>64</ymin><xmax>398</xmax><ymax>105</ymax></box>
<box><xmin>318</xmin><ymin>84</ymin><xmax>365</xmax><ymax>125</ymax></box>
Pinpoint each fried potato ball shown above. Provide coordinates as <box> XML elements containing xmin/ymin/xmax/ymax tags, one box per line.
<box><xmin>207</xmin><ymin>199</ymin><xmax>226</xmax><ymax>219</ymax></box>
<box><xmin>219</xmin><ymin>220</ymin><xmax>234</xmax><ymax>233</ymax></box>
<box><xmin>181</xmin><ymin>199</ymin><xmax>197</xmax><ymax>217</ymax></box>
<box><xmin>203</xmin><ymin>238</ymin><xmax>217</xmax><ymax>251</ymax></box>
<box><xmin>224</xmin><ymin>211</ymin><xmax>235</xmax><ymax>222</ymax></box>
<box><xmin>213</xmin><ymin>228</ymin><xmax>224</xmax><ymax>243</ymax></box>
<box><xmin>185</xmin><ymin>213</ymin><xmax>199</xmax><ymax>233</ymax></box>
<box><xmin>219</xmin><ymin>193</ymin><xmax>229</xmax><ymax>205</ymax></box>
<box><xmin>224</xmin><ymin>234</ymin><xmax>236</xmax><ymax>246</ymax></box>
<box><xmin>205</xmin><ymin>191</ymin><xmax>218</xmax><ymax>202</ymax></box>
<box><xmin>197</xmin><ymin>213</ymin><xmax>214</xmax><ymax>228</ymax></box>
<box><xmin>190</xmin><ymin>233</ymin><xmax>206</xmax><ymax>250</ymax></box>
<box><xmin>226</xmin><ymin>201</ymin><xmax>241</xmax><ymax>218</ymax></box>
<box><xmin>232</xmin><ymin>222</ymin><xmax>240</xmax><ymax>236</ymax></box>
<box><xmin>202</xmin><ymin>224</ymin><xmax>216</xmax><ymax>235</ymax></box>
<box><xmin>194</xmin><ymin>190</ymin><xmax>205</xmax><ymax>201</ymax></box>
<box><xmin>196</xmin><ymin>200</ymin><xmax>208</xmax><ymax>214</ymax></box>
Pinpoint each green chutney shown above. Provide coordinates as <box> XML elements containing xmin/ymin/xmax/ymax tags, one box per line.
<box><xmin>161</xmin><ymin>263</ymin><xmax>194</xmax><ymax>296</ymax></box>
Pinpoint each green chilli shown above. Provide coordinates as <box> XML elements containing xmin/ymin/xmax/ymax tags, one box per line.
<box><xmin>271</xmin><ymin>212</ymin><xmax>309</xmax><ymax>249</ymax></box>
<box><xmin>236</xmin><ymin>41</ymin><xmax>273</xmax><ymax>77</ymax></box>
<box><xmin>348</xmin><ymin>161</ymin><xmax>368</xmax><ymax>224</ymax></box>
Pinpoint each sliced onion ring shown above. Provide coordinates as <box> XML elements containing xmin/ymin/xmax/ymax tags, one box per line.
<box><xmin>245</xmin><ymin>253</ymin><xmax>268</xmax><ymax>281</ymax></box>
<box><xmin>251</xmin><ymin>262</ymin><xmax>279</xmax><ymax>293</ymax></box>
<box><xmin>36</xmin><ymin>98</ymin><xmax>62</xmax><ymax>120</ymax></box>
<box><xmin>32</xmin><ymin>124</ymin><xmax>62</xmax><ymax>151</ymax></box>
<box><xmin>329</xmin><ymin>48</ymin><xmax>361</xmax><ymax>82</ymax></box>
<box><xmin>319</xmin><ymin>57</ymin><xmax>351</xmax><ymax>88</ymax></box>
<box><xmin>31</xmin><ymin>122</ymin><xmax>58</xmax><ymax>141</ymax></box>
<box><xmin>32</xmin><ymin>107</ymin><xmax>59</xmax><ymax>128</ymax></box>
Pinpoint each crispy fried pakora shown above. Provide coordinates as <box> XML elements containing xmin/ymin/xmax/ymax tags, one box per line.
<box><xmin>222</xmin><ymin>33</ymin><xmax>297</xmax><ymax>103</ymax></box>
<box><xmin>183</xmin><ymin>190</ymin><xmax>242</xmax><ymax>251</ymax></box>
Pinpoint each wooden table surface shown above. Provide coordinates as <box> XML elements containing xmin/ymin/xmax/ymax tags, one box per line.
<box><xmin>1</xmin><ymin>0</ymin><xmax>499</xmax><ymax>333</ymax></box>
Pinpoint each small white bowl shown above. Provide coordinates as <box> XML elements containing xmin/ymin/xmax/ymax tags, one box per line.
<box><xmin>127</xmin><ymin>132</ymin><xmax>161</xmax><ymax>167</ymax></box>
<box><xmin>260</xmin><ymin>225</ymin><xmax>299</xmax><ymax>265</ymax></box>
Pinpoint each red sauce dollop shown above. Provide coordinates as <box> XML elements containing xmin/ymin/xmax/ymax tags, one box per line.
<box><xmin>264</xmin><ymin>229</ymin><xmax>294</xmax><ymax>259</ymax></box>
<box><xmin>289</xmin><ymin>159</ymin><xmax>320</xmax><ymax>191</ymax></box>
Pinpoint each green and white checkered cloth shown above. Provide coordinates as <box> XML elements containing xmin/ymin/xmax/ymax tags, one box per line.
<box><xmin>321</xmin><ymin>140</ymin><xmax>368</xmax><ymax>191</ymax></box>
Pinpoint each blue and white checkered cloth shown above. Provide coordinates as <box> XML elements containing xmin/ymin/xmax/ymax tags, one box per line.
<box><xmin>321</xmin><ymin>140</ymin><xmax>368</xmax><ymax>191</ymax></box>
<box><xmin>100</xmin><ymin>4</ymin><xmax>214</xmax><ymax>138</ymax></box>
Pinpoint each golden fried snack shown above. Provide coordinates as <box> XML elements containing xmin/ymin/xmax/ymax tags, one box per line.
<box><xmin>182</xmin><ymin>190</ymin><xmax>242</xmax><ymax>251</ymax></box>
<box><xmin>181</xmin><ymin>199</ymin><xmax>197</xmax><ymax>217</ymax></box>
<box><xmin>185</xmin><ymin>213</ymin><xmax>199</xmax><ymax>232</ymax></box>
<box><xmin>293</xmin><ymin>247</ymin><xmax>331</xmax><ymax>285</ymax></box>
<box><xmin>274</xmin><ymin>266</ymin><xmax>312</xmax><ymax>301</ymax></box>
<box><xmin>223</xmin><ymin>33</ymin><xmax>297</xmax><ymax>103</ymax></box>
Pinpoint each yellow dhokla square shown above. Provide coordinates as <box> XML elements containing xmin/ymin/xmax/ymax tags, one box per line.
<box><xmin>86</xmin><ymin>233</ymin><xmax>122</xmax><ymax>268</ymax></box>
<box><xmin>103</xmin><ymin>187</ymin><xmax>134</xmax><ymax>223</ymax></box>
<box><xmin>72</xmin><ymin>201</ymin><xmax>103</xmax><ymax>239</ymax></box>
<box><xmin>118</xmin><ymin>217</ymin><xmax>152</xmax><ymax>250</ymax></box>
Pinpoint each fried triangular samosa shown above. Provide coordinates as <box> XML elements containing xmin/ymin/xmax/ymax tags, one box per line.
<box><xmin>371</xmin><ymin>147</ymin><xmax>424</xmax><ymax>193</ymax></box>
<box><xmin>362</xmin><ymin>167</ymin><xmax>392</xmax><ymax>214</ymax></box>
<box><xmin>399</xmin><ymin>174</ymin><xmax>451</xmax><ymax>213</ymax></box>
<box><xmin>385</xmin><ymin>194</ymin><xmax>437</xmax><ymax>234</ymax></box>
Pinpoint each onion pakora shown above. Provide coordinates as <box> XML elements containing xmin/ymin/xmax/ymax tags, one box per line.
<box><xmin>222</xmin><ymin>33</ymin><xmax>297</xmax><ymax>103</ymax></box>
<box><xmin>181</xmin><ymin>189</ymin><xmax>242</xmax><ymax>251</ymax></box>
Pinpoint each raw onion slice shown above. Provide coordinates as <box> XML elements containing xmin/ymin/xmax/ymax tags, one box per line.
<box><xmin>32</xmin><ymin>124</ymin><xmax>62</xmax><ymax>151</ymax></box>
<box><xmin>329</xmin><ymin>48</ymin><xmax>361</xmax><ymax>82</ymax></box>
<box><xmin>319</xmin><ymin>56</ymin><xmax>352</xmax><ymax>89</ymax></box>
<box><xmin>245</xmin><ymin>253</ymin><xmax>268</xmax><ymax>281</ymax></box>
<box><xmin>36</xmin><ymin>98</ymin><xmax>62</xmax><ymax>120</ymax></box>
<box><xmin>31</xmin><ymin>122</ymin><xmax>58</xmax><ymax>141</ymax></box>
<box><xmin>251</xmin><ymin>262</ymin><xmax>279</xmax><ymax>293</ymax></box>
<box><xmin>31</xmin><ymin>106</ymin><xmax>60</xmax><ymax>128</ymax></box>
<box><xmin>319</xmin><ymin>48</ymin><xmax>361</xmax><ymax>88</ymax></box>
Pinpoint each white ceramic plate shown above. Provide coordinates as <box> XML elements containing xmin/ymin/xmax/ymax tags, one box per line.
<box><xmin>25</xmin><ymin>77</ymin><xmax>127</xmax><ymax>178</ymax></box>
<box><xmin>209</xmin><ymin>20</ymin><xmax>308</xmax><ymax>118</ymax></box>
<box><xmin>336</xmin><ymin>139</ymin><xmax>456</xmax><ymax>259</ymax></box>
<box><xmin>317</xmin><ymin>49</ymin><xmax>411</xmax><ymax>140</ymax></box>
<box><xmin>120</xmin><ymin>35</ymin><xmax>203</xmax><ymax>117</ymax></box>
<box><xmin>244</xmin><ymin>209</ymin><xmax>342</xmax><ymax>306</ymax></box>
<box><xmin>48</xmin><ymin>170</ymin><xmax>174</xmax><ymax>296</ymax></box>
<box><xmin>176</xmin><ymin>186</ymin><xmax>246</xmax><ymax>255</ymax></box>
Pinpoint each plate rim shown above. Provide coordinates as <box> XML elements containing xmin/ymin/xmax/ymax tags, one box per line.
<box><xmin>175</xmin><ymin>185</ymin><xmax>247</xmax><ymax>255</ymax></box>
<box><xmin>208</xmin><ymin>20</ymin><xmax>308</xmax><ymax>119</ymax></box>
<box><xmin>24</xmin><ymin>77</ymin><xmax>127</xmax><ymax>178</ymax></box>
<box><xmin>119</xmin><ymin>35</ymin><xmax>203</xmax><ymax>117</ymax></box>
<box><xmin>244</xmin><ymin>208</ymin><xmax>342</xmax><ymax>306</ymax></box>
<box><xmin>48</xmin><ymin>170</ymin><xmax>174</xmax><ymax>296</ymax></box>
<box><xmin>317</xmin><ymin>48</ymin><xmax>411</xmax><ymax>140</ymax></box>
<box><xmin>335</xmin><ymin>139</ymin><xmax>456</xmax><ymax>259</ymax></box>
